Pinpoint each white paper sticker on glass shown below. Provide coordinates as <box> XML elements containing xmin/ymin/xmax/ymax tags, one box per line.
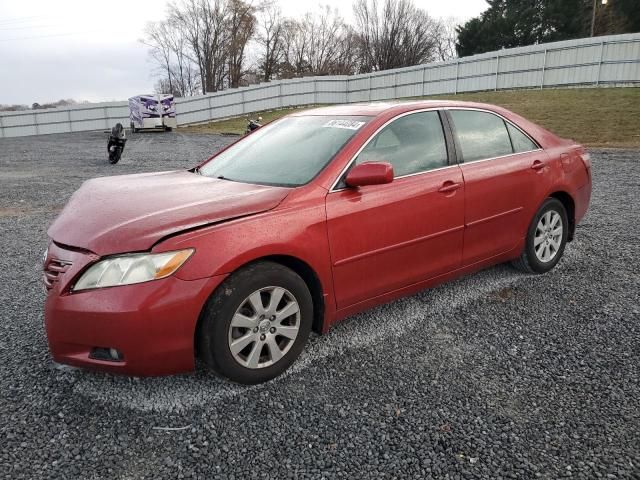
<box><xmin>322</xmin><ymin>119</ymin><xmax>366</xmax><ymax>130</ymax></box>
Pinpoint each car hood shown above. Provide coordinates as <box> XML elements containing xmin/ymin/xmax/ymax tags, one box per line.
<box><xmin>48</xmin><ymin>170</ymin><xmax>290</xmax><ymax>255</ymax></box>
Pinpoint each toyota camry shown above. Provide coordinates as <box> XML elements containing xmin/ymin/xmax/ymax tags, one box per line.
<box><xmin>44</xmin><ymin>101</ymin><xmax>592</xmax><ymax>384</ymax></box>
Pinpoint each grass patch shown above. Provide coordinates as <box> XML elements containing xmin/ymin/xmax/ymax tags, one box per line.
<box><xmin>181</xmin><ymin>87</ymin><xmax>640</xmax><ymax>148</ymax></box>
<box><xmin>182</xmin><ymin>108</ymin><xmax>308</xmax><ymax>136</ymax></box>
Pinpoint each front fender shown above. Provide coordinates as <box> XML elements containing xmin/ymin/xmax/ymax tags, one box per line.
<box><xmin>152</xmin><ymin>193</ymin><xmax>336</xmax><ymax>326</ymax></box>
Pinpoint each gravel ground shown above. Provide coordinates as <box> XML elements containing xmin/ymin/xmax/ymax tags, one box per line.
<box><xmin>0</xmin><ymin>131</ymin><xmax>638</xmax><ymax>479</ymax></box>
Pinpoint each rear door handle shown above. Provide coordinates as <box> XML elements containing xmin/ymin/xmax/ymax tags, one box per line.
<box><xmin>531</xmin><ymin>160</ymin><xmax>546</xmax><ymax>171</ymax></box>
<box><xmin>438</xmin><ymin>181</ymin><xmax>462</xmax><ymax>193</ymax></box>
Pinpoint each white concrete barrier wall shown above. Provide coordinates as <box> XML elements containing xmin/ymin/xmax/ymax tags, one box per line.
<box><xmin>1</xmin><ymin>33</ymin><xmax>638</xmax><ymax>138</ymax></box>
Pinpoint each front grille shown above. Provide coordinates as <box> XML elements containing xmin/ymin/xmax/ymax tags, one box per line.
<box><xmin>43</xmin><ymin>258</ymin><xmax>72</xmax><ymax>291</ymax></box>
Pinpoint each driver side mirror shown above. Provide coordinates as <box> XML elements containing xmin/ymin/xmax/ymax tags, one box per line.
<box><xmin>345</xmin><ymin>161</ymin><xmax>394</xmax><ymax>188</ymax></box>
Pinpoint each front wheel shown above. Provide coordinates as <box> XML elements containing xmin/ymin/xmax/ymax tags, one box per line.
<box><xmin>512</xmin><ymin>197</ymin><xmax>568</xmax><ymax>274</ymax></box>
<box><xmin>108</xmin><ymin>148</ymin><xmax>121</xmax><ymax>164</ymax></box>
<box><xmin>197</xmin><ymin>261</ymin><xmax>312</xmax><ymax>384</ymax></box>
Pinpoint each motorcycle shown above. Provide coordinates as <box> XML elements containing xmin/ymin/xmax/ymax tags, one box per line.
<box><xmin>245</xmin><ymin>116</ymin><xmax>262</xmax><ymax>134</ymax></box>
<box><xmin>107</xmin><ymin>123</ymin><xmax>127</xmax><ymax>164</ymax></box>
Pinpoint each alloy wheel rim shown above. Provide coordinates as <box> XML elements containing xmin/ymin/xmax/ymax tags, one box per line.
<box><xmin>228</xmin><ymin>286</ymin><xmax>300</xmax><ymax>369</ymax></box>
<box><xmin>534</xmin><ymin>210</ymin><xmax>563</xmax><ymax>263</ymax></box>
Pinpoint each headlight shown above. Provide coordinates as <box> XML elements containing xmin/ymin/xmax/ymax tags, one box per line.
<box><xmin>73</xmin><ymin>249</ymin><xmax>194</xmax><ymax>291</ymax></box>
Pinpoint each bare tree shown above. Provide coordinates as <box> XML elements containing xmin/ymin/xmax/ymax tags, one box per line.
<box><xmin>304</xmin><ymin>7</ymin><xmax>350</xmax><ymax>75</ymax></box>
<box><xmin>331</xmin><ymin>24</ymin><xmax>360</xmax><ymax>75</ymax></box>
<box><xmin>280</xmin><ymin>18</ymin><xmax>309</xmax><ymax>77</ymax></box>
<box><xmin>144</xmin><ymin>19</ymin><xmax>201</xmax><ymax>96</ymax></box>
<box><xmin>169</xmin><ymin>0</ymin><xmax>229</xmax><ymax>93</ymax></box>
<box><xmin>145</xmin><ymin>22</ymin><xmax>175</xmax><ymax>92</ymax></box>
<box><xmin>278</xmin><ymin>6</ymin><xmax>358</xmax><ymax>78</ymax></box>
<box><xmin>154</xmin><ymin>78</ymin><xmax>178</xmax><ymax>96</ymax></box>
<box><xmin>353</xmin><ymin>0</ymin><xmax>439</xmax><ymax>72</ymax></box>
<box><xmin>432</xmin><ymin>17</ymin><xmax>459</xmax><ymax>62</ymax></box>
<box><xmin>227</xmin><ymin>0</ymin><xmax>257</xmax><ymax>88</ymax></box>
<box><xmin>166</xmin><ymin>19</ymin><xmax>201</xmax><ymax>96</ymax></box>
<box><xmin>143</xmin><ymin>0</ymin><xmax>451</xmax><ymax>96</ymax></box>
<box><xmin>256</xmin><ymin>2</ymin><xmax>284</xmax><ymax>81</ymax></box>
<box><xmin>148</xmin><ymin>0</ymin><xmax>256</xmax><ymax>93</ymax></box>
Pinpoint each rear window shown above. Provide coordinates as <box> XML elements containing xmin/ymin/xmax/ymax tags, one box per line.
<box><xmin>449</xmin><ymin>110</ymin><xmax>513</xmax><ymax>162</ymax></box>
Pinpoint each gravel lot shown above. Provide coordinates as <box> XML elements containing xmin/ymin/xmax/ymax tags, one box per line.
<box><xmin>0</xmin><ymin>130</ymin><xmax>638</xmax><ymax>479</ymax></box>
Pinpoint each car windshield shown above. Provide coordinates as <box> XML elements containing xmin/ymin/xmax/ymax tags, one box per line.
<box><xmin>199</xmin><ymin>115</ymin><xmax>372</xmax><ymax>187</ymax></box>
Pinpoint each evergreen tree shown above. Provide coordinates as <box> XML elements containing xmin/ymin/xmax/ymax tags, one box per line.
<box><xmin>454</xmin><ymin>0</ymin><xmax>640</xmax><ymax>57</ymax></box>
<box><xmin>607</xmin><ymin>0</ymin><xmax>640</xmax><ymax>34</ymax></box>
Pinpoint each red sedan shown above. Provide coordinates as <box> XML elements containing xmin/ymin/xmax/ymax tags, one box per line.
<box><xmin>44</xmin><ymin>101</ymin><xmax>592</xmax><ymax>384</ymax></box>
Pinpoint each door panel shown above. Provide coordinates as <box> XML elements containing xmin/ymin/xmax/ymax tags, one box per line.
<box><xmin>460</xmin><ymin>150</ymin><xmax>551</xmax><ymax>265</ymax></box>
<box><xmin>326</xmin><ymin>167</ymin><xmax>465</xmax><ymax>309</ymax></box>
<box><xmin>446</xmin><ymin>108</ymin><xmax>553</xmax><ymax>266</ymax></box>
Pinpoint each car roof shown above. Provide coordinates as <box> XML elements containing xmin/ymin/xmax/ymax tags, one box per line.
<box><xmin>290</xmin><ymin>100</ymin><xmax>506</xmax><ymax>118</ymax></box>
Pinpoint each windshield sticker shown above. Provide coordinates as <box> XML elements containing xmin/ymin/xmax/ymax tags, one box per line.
<box><xmin>322</xmin><ymin>119</ymin><xmax>366</xmax><ymax>130</ymax></box>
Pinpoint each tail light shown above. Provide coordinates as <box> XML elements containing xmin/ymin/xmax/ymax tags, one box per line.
<box><xmin>578</xmin><ymin>150</ymin><xmax>591</xmax><ymax>172</ymax></box>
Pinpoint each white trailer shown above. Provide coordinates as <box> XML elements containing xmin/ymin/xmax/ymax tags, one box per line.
<box><xmin>128</xmin><ymin>94</ymin><xmax>177</xmax><ymax>132</ymax></box>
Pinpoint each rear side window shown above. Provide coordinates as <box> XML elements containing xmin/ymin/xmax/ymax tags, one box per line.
<box><xmin>506</xmin><ymin>123</ymin><xmax>538</xmax><ymax>153</ymax></box>
<box><xmin>355</xmin><ymin>111</ymin><xmax>448</xmax><ymax>177</ymax></box>
<box><xmin>449</xmin><ymin>110</ymin><xmax>513</xmax><ymax>162</ymax></box>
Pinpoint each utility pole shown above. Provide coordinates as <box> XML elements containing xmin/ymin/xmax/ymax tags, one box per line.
<box><xmin>591</xmin><ymin>0</ymin><xmax>608</xmax><ymax>37</ymax></box>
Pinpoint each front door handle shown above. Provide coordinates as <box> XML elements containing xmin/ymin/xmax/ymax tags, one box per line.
<box><xmin>438</xmin><ymin>181</ymin><xmax>462</xmax><ymax>194</ymax></box>
<box><xmin>531</xmin><ymin>160</ymin><xmax>546</xmax><ymax>171</ymax></box>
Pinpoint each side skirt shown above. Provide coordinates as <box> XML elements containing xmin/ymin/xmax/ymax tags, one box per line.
<box><xmin>329</xmin><ymin>241</ymin><xmax>524</xmax><ymax>326</ymax></box>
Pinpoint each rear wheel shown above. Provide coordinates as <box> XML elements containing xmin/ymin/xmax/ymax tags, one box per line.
<box><xmin>512</xmin><ymin>197</ymin><xmax>568</xmax><ymax>274</ymax></box>
<box><xmin>197</xmin><ymin>261</ymin><xmax>312</xmax><ymax>384</ymax></box>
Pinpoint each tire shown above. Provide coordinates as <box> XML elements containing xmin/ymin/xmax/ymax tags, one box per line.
<box><xmin>512</xmin><ymin>197</ymin><xmax>568</xmax><ymax>274</ymax></box>
<box><xmin>108</xmin><ymin>148</ymin><xmax>121</xmax><ymax>164</ymax></box>
<box><xmin>197</xmin><ymin>261</ymin><xmax>313</xmax><ymax>384</ymax></box>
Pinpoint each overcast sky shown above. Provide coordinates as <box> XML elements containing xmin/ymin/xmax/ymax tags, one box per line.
<box><xmin>0</xmin><ymin>0</ymin><xmax>488</xmax><ymax>105</ymax></box>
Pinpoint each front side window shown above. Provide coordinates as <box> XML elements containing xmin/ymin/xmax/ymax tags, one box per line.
<box><xmin>354</xmin><ymin>111</ymin><xmax>448</xmax><ymax>177</ymax></box>
<box><xmin>200</xmin><ymin>115</ymin><xmax>371</xmax><ymax>187</ymax></box>
<box><xmin>449</xmin><ymin>110</ymin><xmax>514</xmax><ymax>162</ymax></box>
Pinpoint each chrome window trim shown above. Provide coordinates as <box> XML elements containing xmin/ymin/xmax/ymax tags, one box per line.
<box><xmin>449</xmin><ymin>148</ymin><xmax>543</xmax><ymax>166</ymax></box>
<box><xmin>328</xmin><ymin>106</ymin><xmax>543</xmax><ymax>193</ymax></box>
<box><xmin>457</xmin><ymin>147</ymin><xmax>545</xmax><ymax>166</ymax></box>
<box><xmin>329</xmin><ymin>107</ymin><xmax>445</xmax><ymax>192</ymax></box>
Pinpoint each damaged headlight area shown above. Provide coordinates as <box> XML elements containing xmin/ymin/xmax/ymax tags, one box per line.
<box><xmin>73</xmin><ymin>249</ymin><xmax>194</xmax><ymax>291</ymax></box>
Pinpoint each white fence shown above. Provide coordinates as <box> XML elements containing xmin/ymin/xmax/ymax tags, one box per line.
<box><xmin>2</xmin><ymin>33</ymin><xmax>639</xmax><ymax>138</ymax></box>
